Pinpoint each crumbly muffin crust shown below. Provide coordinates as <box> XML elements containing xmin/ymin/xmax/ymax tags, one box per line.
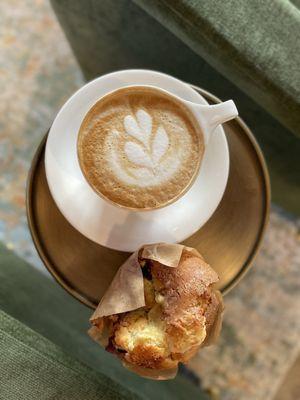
<box><xmin>94</xmin><ymin>249</ymin><xmax>221</xmax><ymax>370</ymax></box>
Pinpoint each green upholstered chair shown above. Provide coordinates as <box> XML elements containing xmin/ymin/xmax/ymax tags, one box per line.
<box><xmin>51</xmin><ymin>0</ymin><xmax>300</xmax><ymax>215</ymax></box>
<box><xmin>0</xmin><ymin>242</ymin><xmax>209</xmax><ymax>399</ymax></box>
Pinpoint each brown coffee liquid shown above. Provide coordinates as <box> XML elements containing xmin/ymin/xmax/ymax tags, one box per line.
<box><xmin>78</xmin><ymin>86</ymin><xmax>204</xmax><ymax>209</ymax></box>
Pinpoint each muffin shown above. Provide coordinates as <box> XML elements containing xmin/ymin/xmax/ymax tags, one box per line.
<box><xmin>90</xmin><ymin>248</ymin><xmax>223</xmax><ymax>374</ymax></box>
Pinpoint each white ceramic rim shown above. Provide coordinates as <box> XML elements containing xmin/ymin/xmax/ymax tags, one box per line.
<box><xmin>45</xmin><ymin>69</ymin><xmax>229</xmax><ymax>251</ymax></box>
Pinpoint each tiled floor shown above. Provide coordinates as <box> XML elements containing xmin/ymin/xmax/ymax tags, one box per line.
<box><xmin>0</xmin><ymin>1</ymin><xmax>299</xmax><ymax>399</ymax></box>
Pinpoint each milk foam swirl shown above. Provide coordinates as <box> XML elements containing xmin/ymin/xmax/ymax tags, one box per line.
<box><xmin>106</xmin><ymin>109</ymin><xmax>182</xmax><ymax>187</ymax></box>
<box><xmin>78</xmin><ymin>87</ymin><xmax>204</xmax><ymax>209</ymax></box>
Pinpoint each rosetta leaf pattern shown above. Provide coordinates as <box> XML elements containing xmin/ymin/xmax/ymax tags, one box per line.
<box><xmin>122</xmin><ymin>109</ymin><xmax>169</xmax><ymax>171</ymax></box>
<box><xmin>152</xmin><ymin>125</ymin><xmax>169</xmax><ymax>165</ymax></box>
<box><xmin>124</xmin><ymin>141</ymin><xmax>153</xmax><ymax>169</ymax></box>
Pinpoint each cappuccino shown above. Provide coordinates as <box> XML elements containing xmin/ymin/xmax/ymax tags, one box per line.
<box><xmin>77</xmin><ymin>86</ymin><xmax>204</xmax><ymax>209</ymax></box>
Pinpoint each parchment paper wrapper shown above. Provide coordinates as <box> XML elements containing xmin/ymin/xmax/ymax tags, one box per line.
<box><xmin>89</xmin><ymin>243</ymin><xmax>224</xmax><ymax>380</ymax></box>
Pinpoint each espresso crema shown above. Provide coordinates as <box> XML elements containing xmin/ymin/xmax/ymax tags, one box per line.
<box><xmin>77</xmin><ymin>86</ymin><xmax>204</xmax><ymax>209</ymax></box>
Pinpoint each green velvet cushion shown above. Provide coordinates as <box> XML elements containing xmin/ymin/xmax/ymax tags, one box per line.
<box><xmin>134</xmin><ymin>0</ymin><xmax>300</xmax><ymax>136</ymax></box>
<box><xmin>0</xmin><ymin>242</ymin><xmax>208</xmax><ymax>400</ymax></box>
<box><xmin>0</xmin><ymin>310</ymin><xmax>138</xmax><ymax>400</ymax></box>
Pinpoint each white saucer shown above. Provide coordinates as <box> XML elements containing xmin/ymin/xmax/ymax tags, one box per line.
<box><xmin>45</xmin><ymin>70</ymin><xmax>229</xmax><ymax>251</ymax></box>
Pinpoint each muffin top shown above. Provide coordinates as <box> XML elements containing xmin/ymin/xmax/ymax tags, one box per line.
<box><xmin>95</xmin><ymin>249</ymin><xmax>222</xmax><ymax>371</ymax></box>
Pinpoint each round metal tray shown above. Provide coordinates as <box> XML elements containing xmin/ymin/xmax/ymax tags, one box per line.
<box><xmin>26</xmin><ymin>86</ymin><xmax>270</xmax><ymax>309</ymax></box>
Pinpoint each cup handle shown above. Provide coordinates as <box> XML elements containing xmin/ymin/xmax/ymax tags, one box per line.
<box><xmin>189</xmin><ymin>100</ymin><xmax>238</xmax><ymax>145</ymax></box>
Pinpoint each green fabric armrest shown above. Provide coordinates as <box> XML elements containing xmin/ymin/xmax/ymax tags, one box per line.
<box><xmin>134</xmin><ymin>0</ymin><xmax>300</xmax><ymax>136</ymax></box>
<box><xmin>0</xmin><ymin>310</ymin><xmax>139</xmax><ymax>400</ymax></box>
<box><xmin>0</xmin><ymin>243</ymin><xmax>209</xmax><ymax>400</ymax></box>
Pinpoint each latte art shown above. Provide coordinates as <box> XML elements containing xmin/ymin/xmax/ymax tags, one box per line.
<box><xmin>123</xmin><ymin>110</ymin><xmax>169</xmax><ymax>173</ymax></box>
<box><xmin>78</xmin><ymin>87</ymin><xmax>204</xmax><ymax>209</ymax></box>
<box><xmin>109</xmin><ymin>109</ymin><xmax>181</xmax><ymax>187</ymax></box>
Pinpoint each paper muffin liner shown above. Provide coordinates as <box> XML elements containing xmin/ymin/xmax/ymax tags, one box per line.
<box><xmin>89</xmin><ymin>243</ymin><xmax>224</xmax><ymax>380</ymax></box>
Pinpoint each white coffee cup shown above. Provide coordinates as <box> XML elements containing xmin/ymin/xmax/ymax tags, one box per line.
<box><xmin>45</xmin><ymin>69</ymin><xmax>238</xmax><ymax>251</ymax></box>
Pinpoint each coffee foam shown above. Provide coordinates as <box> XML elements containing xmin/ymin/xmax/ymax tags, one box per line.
<box><xmin>78</xmin><ymin>87</ymin><xmax>204</xmax><ymax>209</ymax></box>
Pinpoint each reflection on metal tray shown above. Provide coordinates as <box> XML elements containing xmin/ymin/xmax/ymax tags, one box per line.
<box><xmin>26</xmin><ymin>86</ymin><xmax>270</xmax><ymax>309</ymax></box>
